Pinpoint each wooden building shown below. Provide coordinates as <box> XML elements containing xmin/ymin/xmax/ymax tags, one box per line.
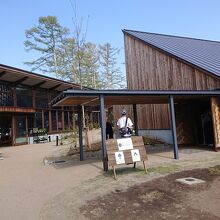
<box><xmin>122</xmin><ymin>30</ymin><xmax>220</xmax><ymax>147</ymax></box>
<box><xmin>0</xmin><ymin>64</ymin><xmax>96</xmax><ymax>146</ymax></box>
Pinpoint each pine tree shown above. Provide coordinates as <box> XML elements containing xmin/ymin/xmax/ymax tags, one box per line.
<box><xmin>99</xmin><ymin>43</ymin><xmax>125</xmax><ymax>89</ymax></box>
<box><xmin>24</xmin><ymin>16</ymin><xmax>69</xmax><ymax>77</ymax></box>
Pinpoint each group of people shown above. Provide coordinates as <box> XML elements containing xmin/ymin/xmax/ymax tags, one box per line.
<box><xmin>106</xmin><ymin>109</ymin><xmax>134</xmax><ymax>139</ymax></box>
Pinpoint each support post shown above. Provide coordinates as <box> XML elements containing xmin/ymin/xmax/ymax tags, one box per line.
<box><xmin>133</xmin><ymin>104</ymin><xmax>138</xmax><ymax>136</ymax></box>
<box><xmin>100</xmin><ymin>95</ymin><xmax>108</xmax><ymax>171</ymax></box>
<box><xmin>169</xmin><ymin>95</ymin><xmax>179</xmax><ymax>159</ymax></box>
<box><xmin>78</xmin><ymin>105</ymin><xmax>84</xmax><ymax>161</ymax></box>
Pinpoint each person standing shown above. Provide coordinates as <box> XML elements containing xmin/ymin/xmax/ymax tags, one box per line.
<box><xmin>117</xmin><ymin>109</ymin><xmax>133</xmax><ymax>137</ymax></box>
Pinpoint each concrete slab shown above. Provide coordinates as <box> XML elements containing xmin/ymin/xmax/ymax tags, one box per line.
<box><xmin>176</xmin><ymin>177</ymin><xmax>206</xmax><ymax>185</ymax></box>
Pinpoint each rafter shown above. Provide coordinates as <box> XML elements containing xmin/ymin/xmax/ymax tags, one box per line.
<box><xmin>14</xmin><ymin>76</ymin><xmax>29</xmax><ymax>85</ymax></box>
<box><xmin>49</xmin><ymin>84</ymin><xmax>61</xmax><ymax>91</ymax></box>
<box><xmin>0</xmin><ymin>71</ymin><xmax>7</xmax><ymax>77</ymax></box>
<box><xmin>33</xmin><ymin>80</ymin><xmax>46</xmax><ymax>88</ymax></box>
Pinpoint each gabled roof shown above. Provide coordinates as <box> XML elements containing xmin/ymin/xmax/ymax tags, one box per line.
<box><xmin>123</xmin><ymin>29</ymin><xmax>220</xmax><ymax>78</ymax></box>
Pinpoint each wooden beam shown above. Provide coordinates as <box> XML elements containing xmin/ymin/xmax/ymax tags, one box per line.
<box><xmin>0</xmin><ymin>71</ymin><xmax>7</xmax><ymax>77</ymax></box>
<box><xmin>133</xmin><ymin>104</ymin><xmax>138</xmax><ymax>136</ymax></box>
<box><xmin>14</xmin><ymin>76</ymin><xmax>29</xmax><ymax>85</ymax></box>
<box><xmin>49</xmin><ymin>84</ymin><xmax>61</xmax><ymax>91</ymax></box>
<box><xmin>33</xmin><ymin>80</ymin><xmax>46</xmax><ymax>88</ymax></box>
<box><xmin>0</xmin><ymin>107</ymin><xmax>35</xmax><ymax>113</ymax></box>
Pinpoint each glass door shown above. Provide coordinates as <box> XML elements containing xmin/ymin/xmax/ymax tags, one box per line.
<box><xmin>15</xmin><ymin>116</ymin><xmax>28</xmax><ymax>145</ymax></box>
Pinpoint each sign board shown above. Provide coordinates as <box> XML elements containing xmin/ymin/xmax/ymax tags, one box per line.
<box><xmin>115</xmin><ymin>151</ymin><xmax>125</xmax><ymax>165</ymax></box>
<box><xmin>106</xmin><ymin>136</ymin><xmax>148</xmax><ymax>179</ymax></box>
<box><xmin>117</xmin><ymin>138</ymin><xmax>133</xmax><ymax>151</ymax></box>
<box><xmin>131</xmin><ymin>149</ymin><xmax>141</xmax><ymax>162</ymax></box>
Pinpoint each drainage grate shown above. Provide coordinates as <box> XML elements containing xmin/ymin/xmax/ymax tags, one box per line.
<box><xmin>176</xmin><ymin>177</ymin><xmax>205</xmax><ymax>185</ymax></box>
<box><xmin>54</xmin><ymin>160</ymin><xmax>66</xmax><ymax>164</ymax></box>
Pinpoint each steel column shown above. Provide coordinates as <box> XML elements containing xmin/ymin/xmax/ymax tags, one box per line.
<box><xmin>133</xmin><ymin>104</ymin><xmax>138</xmax><ymax>136</ymax></box>
<box><xmin>78</xmin><ymin>105</ymin><xmax>84</xmax><ymax>161</ymax></box>
<box><xmin>100</xmin><ymin>95</ymin><xmax>108</xmax><ymax>171</ymax></box>
<box><xmin>169</xmin><ymin>95</ymin><xmax>179</xmax><ymax>159</ymax></box>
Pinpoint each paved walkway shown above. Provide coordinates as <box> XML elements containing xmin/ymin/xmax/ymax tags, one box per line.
<box><xmin>0</xmin><ymin>143</ymin><xmax>219</xmax><ymax>220</ymax></box>
<box><xmin>0</xmin><ymin>143</ymin><xmax>102</xmax><ymax>220</ymax></box>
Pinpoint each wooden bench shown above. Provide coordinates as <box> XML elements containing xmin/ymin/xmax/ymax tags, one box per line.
<box><xmin>106</xmin><ymin>136</ymin><xmax>148</xmax><ymax>179</ymax></box>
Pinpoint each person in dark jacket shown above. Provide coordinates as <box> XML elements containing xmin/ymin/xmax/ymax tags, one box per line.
<box><xmin>106</xmin><ymin>121</ymin><xmax>113</xmax><ymax>139</ymax></box>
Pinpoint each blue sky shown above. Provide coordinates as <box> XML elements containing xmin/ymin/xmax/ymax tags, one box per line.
<box><xmin>1</xmin><ymin>0</ymin><xmax>220</xmax><ymax>76</ymax></box>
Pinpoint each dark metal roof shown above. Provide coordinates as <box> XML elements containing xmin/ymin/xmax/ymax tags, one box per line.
<box><xmin>51</xmin><ymin>89</ymin><xmax>220</xmax><ymax>106</ymax></box>
<box><xmin>0</xmin><ymin>64</ymin><xmax>88</xmax><ymax>92</ymax></box>
<box><xmin>123</xmin><ymin>29</ymin><xmax>220</xmax><ymax>78</ymax></box>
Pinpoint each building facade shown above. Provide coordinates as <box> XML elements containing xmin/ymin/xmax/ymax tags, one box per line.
<box><xmin>0</xmin><ymin>64</ymin><xmax>96</xmax><ymax>146</ymax></box>
<box><xmin>123</xmin><ymin>30</ymin><xmax>220</xmax><ymax>147</ymax></box>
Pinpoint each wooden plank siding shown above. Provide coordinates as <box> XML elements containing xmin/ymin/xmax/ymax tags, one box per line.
<box><xmin>123</xmin><ymin>34</ymin><xmax>220</xmax><ymax>129</ymax></box>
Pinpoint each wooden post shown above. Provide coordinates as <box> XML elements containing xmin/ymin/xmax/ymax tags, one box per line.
<box><xmin>11</xmin><ymin>115</ymin><xmax>16</xmax><ymax>146</ymax></box>
<box><xmin>73</xmin><ymin>112</ymin><xmax>76</xmax><ymax>129</ymax></box>
<box><xmin>100</xmin><ymin>95</ymin><xmax>108</xmax><ymax>171</ymax></box>
<box><xmin>42</xmin><ymin>110</ymin><xmax>44</xmax><ymax>129</ymax></box>
<box><xmin>143</xmin><ymin>161</ymin><xmax>147</xmax><ymax>174</ymax></box>
<box><xmin>48</xmin><ymin>110</ymin><xmax>52</xmax><ymax>132</ymax></box>
<box><xmin>169</xmin><ymin>95</ymin><xmax>179</xmax><ymax>159</ymax></box>
<box><xmin>90</xmin><ymin>112</ymin><xmax>93</xmax><ymax>129</ymax></box>
<box><xmin>67</xmin><ymin>111</ymin><xmax>70</xmax><ymax>129</ymax></box>
<box><xmin>62</xmin><ymin>108</ymin><xmax>65</xmax><ymax>130</ymax></box>
<box><xmin>13</xmin><ymin>87</ymin><xmax>17</xmax><ymax>107</ymax></box>
<box><xmin>78</xmin><ymin>106</ymin><xmax>84</xmax><ymax>161</ymax></box>
<box><xmin>25</xmin><ymin>115</ymin><xmax>28</xmax><ymax>143</ymax></box>
<box><xmin>56</xmin><ymin>111</ymin><xmax>58</xmax><ymax>131</ymax></box>
<box><xmin>32</xmin><ymin>90</ymin><xmax>36</xmax><ymax>108</ymax></box>
<box><xmin>34</xmin><ymin>113</ymin><xmax>36</xmax><ymax>128</ymax></box>
<box><xmin>133</xmin><ymin>104</ymin><xmax>138</xmax><ymax>136</ymax></box>
<box><xmin>113</xmin><ymin>166</ymin><xmax>116</xmax><ymax>180</ymax></box>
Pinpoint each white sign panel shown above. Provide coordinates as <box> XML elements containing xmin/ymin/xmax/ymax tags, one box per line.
<box><xmin>131</xmin><ymin>149</ymin><xmax>141</xmax><ymax>162</ymax></box>
<box><xmin>115</xmin><ymin>151</ymin><xmax>125</xmax><ymax>165</ymax></box>
<box><xmin>117</xmin><ymin>138</ymin><xmax>133</xmax><ymax>151</ymax></box>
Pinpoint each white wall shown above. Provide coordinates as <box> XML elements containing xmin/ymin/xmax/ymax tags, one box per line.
<box><xmin>138</xmin><ymin>129</ymin><xmax>173</xmax><ymax>144</ymax></box>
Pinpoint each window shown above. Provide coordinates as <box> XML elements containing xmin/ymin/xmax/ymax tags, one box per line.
<box><xmin>35</xmin><ymin>91</ymin><xmax>48</xmax><ymax>109</ymax></box>
<box><xmin>52</xmin><ymin>110</ymin><xmax>57</xmax><ymax>131</ymax></box>
<box><xmin>36</xmin><ymin>111</ymin><xmax>42</xmax><ymax>128</ymax></box>
<box><xmin>16</xmin><ymin>86</ymin><xmax>33</xmax><ymax>107</ymax></box>
<box><xmin>0</xmin><ymin>83</ymin><xmax>13</xmax><ymax>106</ymax></box>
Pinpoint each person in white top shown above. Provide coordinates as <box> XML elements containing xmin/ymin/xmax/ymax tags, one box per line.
<box><xmin>117</xmin><ymin>109</ymin><xmax>133</xmax><ymax>137</ymax></box>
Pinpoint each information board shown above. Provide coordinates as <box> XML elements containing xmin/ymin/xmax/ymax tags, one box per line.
<box><xmin>131</xmin><ymin>149</ymin><xmax>141</xmax><ymax>162</ymax></box>
<box><xmin>115</xmin><ymin>151</ymin><xmax>125</xmax><ymax>165</ymax></box>
<box><xmin>117</xmin><ymin>138</ymin><xmax>133</xmax><ymax>151</ymax></box>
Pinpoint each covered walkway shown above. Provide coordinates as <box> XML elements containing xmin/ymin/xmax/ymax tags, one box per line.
<box><xmin>51</xmin><ymin>89</ymin><xmax>220</xmax><ymax>171</ymax></box>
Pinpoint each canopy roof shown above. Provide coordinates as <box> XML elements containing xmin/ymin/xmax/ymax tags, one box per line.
<box><xmin>51</xmin><ymin>89</ymin><xmax>220</xmax><ymax>106</ymax></box>
<box><xmin>0</xmin><ymin>64</ymin><xmax>82</xmax><ymax>92</ymax></box>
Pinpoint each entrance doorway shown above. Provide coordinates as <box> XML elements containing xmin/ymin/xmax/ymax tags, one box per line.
<box><xmin>0</xmin><ymin>115</ymin><xmax>12</xmax><ymax>146</ymax></box>
<box><xmin>15</xmin><ymin>116</ymin><xmax>28</xmax><ymax>145</ymax></box>
<box><xmin>176</xmin><ymin>100</ymin><xmax>214</xmax><ymax>148</ymax></box>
